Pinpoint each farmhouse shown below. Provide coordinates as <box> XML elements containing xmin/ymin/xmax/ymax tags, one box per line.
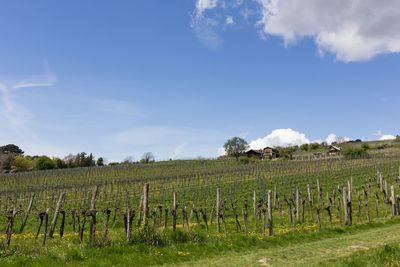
<box><xmin>246</xmin><ymin>147</ymin><xmax>279</xmax><ymax>160</ymax></box>
<box><xmin>263</xmin><ymin>147</ymin><xmax>279</xmax><ymax>160</ymax></box>
<box><xmin>328</xmin><ymin>145</ymin><xmax>341</xmax><ymax>155</ymax></box>
<box><xmin>245</xmin><ymin>149</ymin><xmax>263</xmax><ymax>159</ymax></box>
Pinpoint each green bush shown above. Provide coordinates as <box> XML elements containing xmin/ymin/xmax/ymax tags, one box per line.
<box><xmin>35</xmin><ymin>156</ymin><xmax>56</xmax><ymax>170</ymax></box>
<box><xmin>310</xmin><ymin>143</ymin><xmax>322</xmax><ymax>150</ymax></box>
<box><xmin>300</xmin><ymin>144</ymin><xmax>309</xmax><ymax>152</ymax></box>
<box><xmin>361</xmin><ymin>144</ymin><xmax>370</xmax><ymax>151</ymax></box>
<box><xmin>343</xmin><ymin>147</ymin><xmax>368</xmax><ymax>158</ymax></box>
<box><xmin>170</xmin><ymin>229</ymin><xmax>206</xmax><ymax>243</ymax></box>
<box><xmin>135</xmin><ymin>226</ymin><xmax>166</xmax><ymax>247</ymax></box>
<box><xmin>11</xmin><ymin>155</ymin><xmax>35</xmax><ymax>172</ymax></box>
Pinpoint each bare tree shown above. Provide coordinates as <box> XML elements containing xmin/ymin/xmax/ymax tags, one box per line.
<box><xmin>141</xmin><ymin>152</ymin><xmax>155</xmax><ymax>163</ymax></box>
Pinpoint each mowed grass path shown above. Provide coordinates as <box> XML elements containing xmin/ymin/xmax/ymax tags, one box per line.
<box><xmin>164</xmin><ymin>222</ymin><xmax>400</xmax><ymax>267</ymax></box>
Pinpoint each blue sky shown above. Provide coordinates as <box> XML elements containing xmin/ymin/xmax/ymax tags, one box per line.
<box><xmin>0</xmin><ymin>0</ymin><xmax>399</xmax><ymax>161</ymax></box>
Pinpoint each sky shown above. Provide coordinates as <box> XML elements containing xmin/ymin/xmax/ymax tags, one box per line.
<box><xmin>0</xmin><ymin>0</ymin><xmax>399</xmax><ymax>162</ymax></box>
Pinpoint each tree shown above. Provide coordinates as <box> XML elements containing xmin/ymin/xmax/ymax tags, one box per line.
<box><xmin>310</xmin><ymin>143</ymin><xmax>322</xmax><ymax>150</ymax></box>
<box><xmin>122</xmin><ymin>156</ymin><xmax>135</xmax><ymax>164</ymax></box>
<box><xmin>35</xmin><ymin>156</ymin><xmax>56</xmax><ymax>170</ymax></box>
<box><xmin>276</xmin><ymin>146</ymin><xmax>297</xmax><ymax>159</ymax></box>
<box><xmin>300</xmin><ymin>144</ymin><xmax>309</xmax><ymax>152</ymax></box>
<box><xmin>0</xmin><ymin>154</ymin><xmax>14</xmax><ymax>173</ymax></box>
<box><xmin>140</xmin><ymin>152</ymin><xmax>155</xmax><ymax>163</ymax></box>
<box><xmin>223</xmin><ymin>137</ymin><xmax>249</xmax><ymax>159</ymax></box>
<box><xmin>11</xmin><ymin>155</ymin><xmax>35</xmax><ymax>172</ymax></box>
<box><xmin>0</xmin><ymin>144</ymin><xmax>24</xmax><ymax>155</ymax></box>
<box><xmin>53</xmin><ymin>157</ymin><xmax>67</xmax><ymax>169</ymax></box>
<box><xmin>96</xmin><ymin>157</ymin><xmax>105</xmax><ymax>166</ymax></box>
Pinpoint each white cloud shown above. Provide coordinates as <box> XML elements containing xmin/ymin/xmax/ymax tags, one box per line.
<box><xmin>195</xmin><ymin>0</ymin><xmax>219</xmax><ymax>16</ymax></box>
<box><xmin>325</xmin><ymin>133</ymin><xmax>350</xmax><ymax>145</ymax></box>
<box><xmin>191</xmin><ymin>15</ymin><xmax>222</xmax><ymax>50</ymax></box>
<box><xmin>217</xmin><ymin>146</ymin><xmax>226</xmax><ymax>156</ymax></box>
<box><xmin>226</xmin><ymin>16</ymin><xmax>234</xmax><ymax>25</ymax></box>
<box><xmin>249</xmin><ymin>128</ymin><xmax>310</xmax><ymax>149</ymax></box>
<box><xmin>257</xmin><ymin>0</ymin><xmax>400</xmax><ymax>61</ymax></box>
<box><xmin>0</xmin><ymin>63</ymin><xmax>57</xmax><ymax>128</ymax></box>
<box><xmin>379</xmin><ymin>134</ymin><xmax>396</xmax><ymax>141</ymax></box>
<box><xmin>191</xmin><ymin>0</ymin><xmax>400</xmax><ymax>61</ymax></box>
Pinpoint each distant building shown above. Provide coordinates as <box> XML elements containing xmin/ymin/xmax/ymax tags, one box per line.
<box><xmin>328</xmin><ymin>145</ymin><xmax>341</xmax><ymax>155</ymax></box>
<box><xmin>246</xmin><ymin>147</ymin><xmax>279</xmax><ymax>160</ymax></box>
<box><xmin>245</xmin><ymin>149</ymin><xmax>263</xmax><ymax>159</ymax></box>
<box><xmin>262</xmin><ymin>147</ymin><xmax>279</xmax><ymax>160</ymax></box>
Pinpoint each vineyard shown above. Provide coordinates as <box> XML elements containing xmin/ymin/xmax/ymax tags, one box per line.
<box><xmin>1</xmin><ymin>152</ymin><xmax>400</xmax><ymax>266</ymax></box>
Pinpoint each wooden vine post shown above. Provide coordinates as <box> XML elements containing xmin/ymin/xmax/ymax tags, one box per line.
<box><xmin>19</xmin><ymin>193</ymin><xmax>35</xmax><ymax>234</ymax></box>
<box><xmin>49</xmin><ymin>192</ymin><xmax>66</xmax><ymax>238</ymax></box>
<box><xmin>143</xmin><ymin>183</ymin><xmax>149</xmax><ymax>226</ymax></box>
<box><xmin>216</xmin><ymin>188</ymin><xmax>221</xmax><ymax>233</ymax></box>
<box><xmin>391</xmin><ymin>185</ymin><xmax>397</xmax><ymax>216</ymax></box>
<box><xmin>6</xmin><ymin>208</ymin><xmax>17</xmax><ymax>247</ymax></box>
<box><xmin>343</xmin><ymin>187</ymin><xmax>349</xmax><ymax>225</ymax></box>
<box><xmin>307</xmin><ymin>184</ymin><xmax>314</xmax><ymax>221</ymax></box>
<box><xmin>172</xmin><ymin>191</ymin><xmax>177</xmax><ymax>231</ymax></box>
<box><xmin>89</xmin><ymin>186</ymin><xmax>99</xmax><ymax>246</ymax></box>
<box><xmin>267</xmin><ymin>190</ymin><xmax>273</xmax><ymax>236</ymax></box>
<box><xmin>295</xmin><ymin>187</ymin><xmax>300</xmax><ymax>223</ymax></box>
<box><xmin>253</xmin><ymin>190</ymin><xmax>258</xmax><ymax>230</ymax></box>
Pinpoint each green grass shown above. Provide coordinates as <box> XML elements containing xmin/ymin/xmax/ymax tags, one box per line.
<box><xmin>326</xmin><ymin>243</ymin><xmax>400</xmax><ymax>267</ymax></box>
<box><xmin>2</xmin><ymin>218</ymin><xmax>400</xmax><ymax>266</ymax></box>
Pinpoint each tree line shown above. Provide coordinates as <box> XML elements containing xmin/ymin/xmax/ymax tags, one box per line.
<box><xmin>0</xmin><ymin>144</ymin><xmax>155</xmax><ymax>173</ymax></box>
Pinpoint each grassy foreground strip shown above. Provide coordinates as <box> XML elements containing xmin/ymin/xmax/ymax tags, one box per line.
<box><xmin>162</xmin><ymin>220</ymin><xmax>400</xmax><ymax>267</ymax></box>
<box><xmin>1</xmin><ymin>219</ymin><xmax>400</xmax><ymax>266</ymax></box>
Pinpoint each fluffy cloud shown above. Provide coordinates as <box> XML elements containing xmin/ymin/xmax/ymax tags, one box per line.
<box><xmin>191</xmin><ymin>0</ymin><xmax>400</xmax><ymax>61</ymax></box>
<box><xmin>379</xmin><ymin>134</ymin><xmax>396</xmax><ymax>141</ymax></box>
<box><xmin>195</xmin><ymin>0</ymin><xmax>219</xmax><ymax>16</ymax></box>
<box><xmin>226</xmin><ymin>16</ymin><xmax>234</xmax><ymax>25</ymax></box>
<box><xmin>249</xmin><ymin>128</ymin><xmax>310</xmax><ymax>149</ymax></box>
<box><xmin>217</xmin><ymin>146</ymin><xmax>226</xmax><ymax>156</ymax></box>
<box><xmin>257</xmin><ymin>0</ymin><xmax>400</xmax><ymax>61</ymax></box>
<box><xmin>325</xmin><ymin>133</ymin><xmax>350</xmax><ymax>145</ymax></box>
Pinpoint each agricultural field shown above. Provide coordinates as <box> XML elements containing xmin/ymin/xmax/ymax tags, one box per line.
<box><xmin>1</xmin><ymin>145</ymin><xmax>400</xmax><ymax>266</ymax></box>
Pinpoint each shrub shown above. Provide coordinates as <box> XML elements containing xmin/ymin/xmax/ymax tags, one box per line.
<box><xmin>35</xmin><ymin>156</ymin><xmax>56</xmax><ymax>170</ymax></box>
<box><xmin>300</xmin><ymin>144</ymin><xmax>309</xmax><ymax>152</ymax></box>
<box><xmin>11</xmin><ymin>155</ymin><xmax>35</xmax><ymax>172</ymax></box>
<box><xmin>343</xmin><ymin>147</ymin><xmax>368</xmax><ymax>158</ymax></box>
<box><xmin>135</xmin><ymin>226</ymin><xmax>166</xmax><ymax>247</ymax></box>
<box><xmin>361</xmin><ymin>144</ymin><xmax>370</xmax><ymax>151</ymax></box>
<box><xmin>170</xmin><ymin>229</ymin><xmax>206</xmax><ymax>243</ymax></box>
<box><xmin>310</xmin><ymin>143</ymin><xmax>322</xmax><ymax>150</ymax></box>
